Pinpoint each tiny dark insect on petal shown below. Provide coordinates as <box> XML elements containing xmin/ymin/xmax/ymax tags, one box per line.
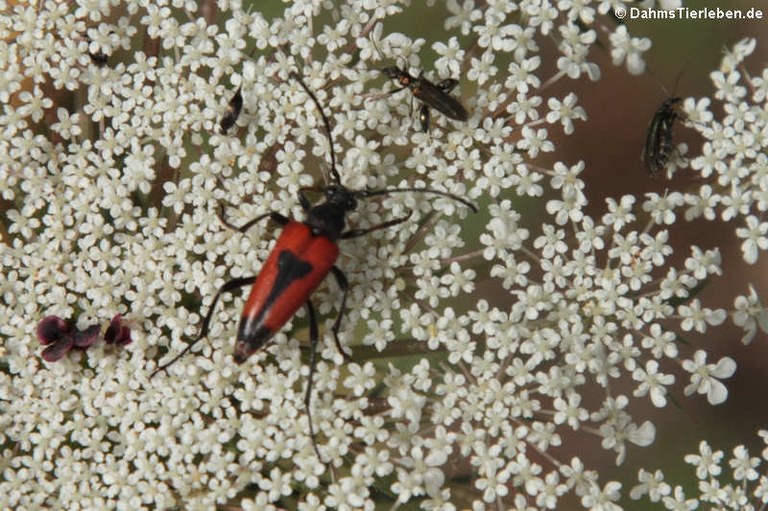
<box><xmin>419</xmin><ymin>104</ymin><xmax>430</xmax><ymax>132</ymax></box>
<box><xmin>89</xmin><ymin>51</ymin><xmax>108</xmax><ymax>66</ymax></box>
<box><xmin>219</xmin><ymin>86</ymin><xmax>243</xmax><ymax>134</ymax></box>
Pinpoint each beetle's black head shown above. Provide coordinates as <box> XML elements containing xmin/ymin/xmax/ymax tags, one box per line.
<box><xmin>382</xmin><ymin>66</ymin><xmax>403</xmax><ymax>80</ymax></box>
<box><xmin>662</xmin><ymin>96</ymin><xmax>682</xmax><ymax>111</ymax></box>
<box><xmin>324</xmin><ymin>184</ymin><xmax>358</xmax><ymax>212</ymax></box>
<box><xmin>304</xmin><ymin>184</ymin><xmax>356</xmax><ymax>240</ymax></box>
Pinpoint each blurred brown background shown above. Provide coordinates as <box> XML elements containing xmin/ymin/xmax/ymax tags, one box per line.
<box><xmin>562</xmin><ymin>2</ymin><xmax>768</xmax><ymax>505</ymax></box>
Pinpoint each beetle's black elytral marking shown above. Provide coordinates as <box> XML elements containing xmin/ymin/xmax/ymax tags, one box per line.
<box><xmin>233</xmin><ymin>326</ymin><xmax>272</xmax><ymax>363</ymax></box>
<box><xmin>269</xmin><ymin>251</ymin><xmax>313</xmax><ymax>310</ymax></box>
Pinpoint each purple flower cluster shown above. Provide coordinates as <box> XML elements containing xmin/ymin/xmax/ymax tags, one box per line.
<box><xmin>37</xmin><ymin>314</ymin><xmax>132</xmax><ymax>362</ymax></box>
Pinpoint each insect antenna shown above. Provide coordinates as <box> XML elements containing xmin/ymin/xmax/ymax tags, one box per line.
<box><xmin>369</xmin><ymin>20</ymin><xmax>390</xmax><ymax>65</ymax></box>
<box><xmin>646</xmin><ymin>59</ymin><xmax>691</xmax><ymax>98</ymax></box>
<box><xmin>289</xmin><ymin>71</ymin><xmax>342</xmax><ymax>186</ymax></box>
<box><xmin>369</xmin><ymin>23</ymin><xmax>409</xmax><ymax>75</ymax></box>
<box><xmin>359</xmin><ymin>186</ymin><xmax>478</xmax><ymax>212</ymax></box>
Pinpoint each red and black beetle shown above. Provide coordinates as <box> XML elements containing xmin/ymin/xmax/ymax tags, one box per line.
<box><xmin>152</xmin><ymin>72</ymin><xmax>477</xmax><ymax>456</ymax></box>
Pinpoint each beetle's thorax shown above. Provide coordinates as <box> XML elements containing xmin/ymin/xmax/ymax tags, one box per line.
<box><xmin>382</xmin><ymin>66</ymin><xmax>402</xmax><ymax>80</ymax></box>
<box><xmin>662</xmin><ymin>96</ymin><xmax>682</xmax><ymax>109</ymax></box>
<box><xmin>383</xmin><ymin>66</ymin><xmax>414</xmax><ymax>88</ymax></box>
<box><xmin>305</xmin><ymin>185</ymin><xmax>357</xmax><ymax>239</ymax></box>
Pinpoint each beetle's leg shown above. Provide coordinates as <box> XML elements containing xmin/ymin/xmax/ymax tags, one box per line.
<box><xmin>671</xmin><ymin>145</ymin><xmax>689</xmax><ymax>167</ymax></box>
<box><xmin>304</xmin><ymin>300</ymin><xmax>322</xmax><ymax>460</ymax></box>
<box><xmin>329</xmin><ymin>267</ymin><xmax>352</xmax><ymax>362</ymax></box>
<box><xmin>298</xmin><ymin>191</ymin><xmax>312</xmax><ymax>211</ymax></box>
<box><xmin>217</xmin><ymin>204</ymin><xmax>289</xmax><ymax>233</ymax></box>
<box><xmin>151</xmin><ymin>276</ymin><xmax>255</xmax><ymax>378</ymax></box>
<box><xmin>436</xmin><ymin>78</ymin><xmax>459</xmax><ymax>93</ymax></box>
<box><xmin>419</xmin><ymin>104</ymin><xmax>430</xmax><ymax>132</ymax></box>
<box><xmin>381</xmin><ymin>85</ymin><xmax>407</xmax><ymax>98</ymax></box>
<box><xmin>340</xmin><ymin>211</ymin><xmax>413</xmax><ymax>239</ymax></box>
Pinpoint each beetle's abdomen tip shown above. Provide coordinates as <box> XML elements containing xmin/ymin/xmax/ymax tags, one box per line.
<box><xmin>233</xmin><ymin>326</ymin><xmax>273</xmax><ymax>363</ymax></box>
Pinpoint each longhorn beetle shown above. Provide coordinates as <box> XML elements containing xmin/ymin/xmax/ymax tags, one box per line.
<box><xmin>642</xmin><ymin>96</ymin><xmax>682</xmax><ymax>177</ymax></box>
<box><xmin>152</xmin><ymin>71</ymin><xmax>478</xmax><ymax>458</ymax></box>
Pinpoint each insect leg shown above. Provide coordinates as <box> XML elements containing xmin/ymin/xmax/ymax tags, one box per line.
<box><xmin>419</xmin><ymin>104</ymin><xmax>430</xmax><ymax>132</ymax></box>
<box><xmin>298</xmin><ymin>190</ymin><xmax>313</xmax><ymax>211</ymax></box>
<box><xmin>381</xmin><ymin>85</ymin><xmax>408</xmax><ymax>98</ymax></box>
<box><xmin>435</xmin><ymin>78</ymin><xmax>459</xmax><ymax>93</ymax></box>
<box><xmin>340</xmin><ymin>211</ymin><xmax>413</xmax><ymax>239</ymax></box>
<box><xmin>151</xmin><ymin>276</ymin><xmax>255</xmax><ymax>377</ymax></box>
<box><xmin>304</xmin><ymin>299</ymin><xmax>322</xmax><ymax>460</ymax></box>
<box><xmin>329</xmin><ymin>267</ymin><xmax>352</xmax><ymax>362</ymax></box>
<box><xmin>217</xmin><ymin>204</ymin><xmax>289</xmax><ymax>233</ymax></box>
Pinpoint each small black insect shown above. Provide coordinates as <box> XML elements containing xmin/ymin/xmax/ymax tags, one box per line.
<box><xmin>89</xmin><ymin>50</ymin><xmax>108</xmax><ymax>67</ymax></box>
<box><xmin>219</xmin><ymin>86</ymin><xmax>243</xmax><ymax>134</ymax></box>
<box><xmin>381</xmin><ymin>66</ymin><xmax>467</xmax><ymax>132</ymax></box>
<box><xmin>642</xmin><ymin>96</ymin><xmax>682</xmax><ymax>177</ymax></box>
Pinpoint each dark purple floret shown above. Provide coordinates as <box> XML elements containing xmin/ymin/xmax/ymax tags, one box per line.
<box><xmin>41</xmin><ymin>334</ymin><xmax>76</xmax><ymax>362</ymax></box>
<box><xmin>37</xmin><ymin>313</ymin><xmax>130</xmax><ymax>362</ymax></box>
<box><xmin>104</xmin><ymin>314</ymin><xmax>132</xmax><ymax>346</ymax></box>
<box><xmin>36</xmin><ymin>316</ymin><xmax>72</xmax><ymax>346</ymax></box>
<box><xmin>74</xmin><ymin>324</ymin><xmax>101</xmax><ymax>348</ymax></box>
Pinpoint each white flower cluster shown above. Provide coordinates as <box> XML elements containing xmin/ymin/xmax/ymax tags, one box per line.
<box><xmin>631</xmin><ymin>431</ymin><xmax>768</xmax><ymax>511</ymax></box>
<box><xmin>674</xmin><ymin>39</ymin><xmax>768</xmax><ymax>265</ymax></box>
<box><xmin>0</xmin><ymin>0</ymin><xmax>763</xmax><ymax>510</ymax></box>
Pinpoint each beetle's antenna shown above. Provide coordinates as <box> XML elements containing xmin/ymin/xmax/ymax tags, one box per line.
<box><xmin>359</xmin><ymin>187</ymin><xmax>478</xmax><ymax>212</ymax></box>
<box><xmin>369</xmin><ymin>18</ymin><xmax>391</xmax><ymax>65</ymax></box>
<box><xmin>647</xmin><ymin>60</ymin><xmax>691</xmax><ymax>97</ymax></box>
<box><xmin>369</xmin><ymin>21</ymin><xmax>405</xmax><ymax>74</ymax></box>
<box><xmin>371</xmin><ymin>31</ymin><xmax>385</xmax><ymax>63</ymax></box>
<box><xmin>670</xmin><ymin>59</ymin><xmax>691</xmax><ymax>96</ymax></box>
<box><xmin>290</xmin><ymin>71</ymin><xmax>341</xmax><ymax>186</ymax></box>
